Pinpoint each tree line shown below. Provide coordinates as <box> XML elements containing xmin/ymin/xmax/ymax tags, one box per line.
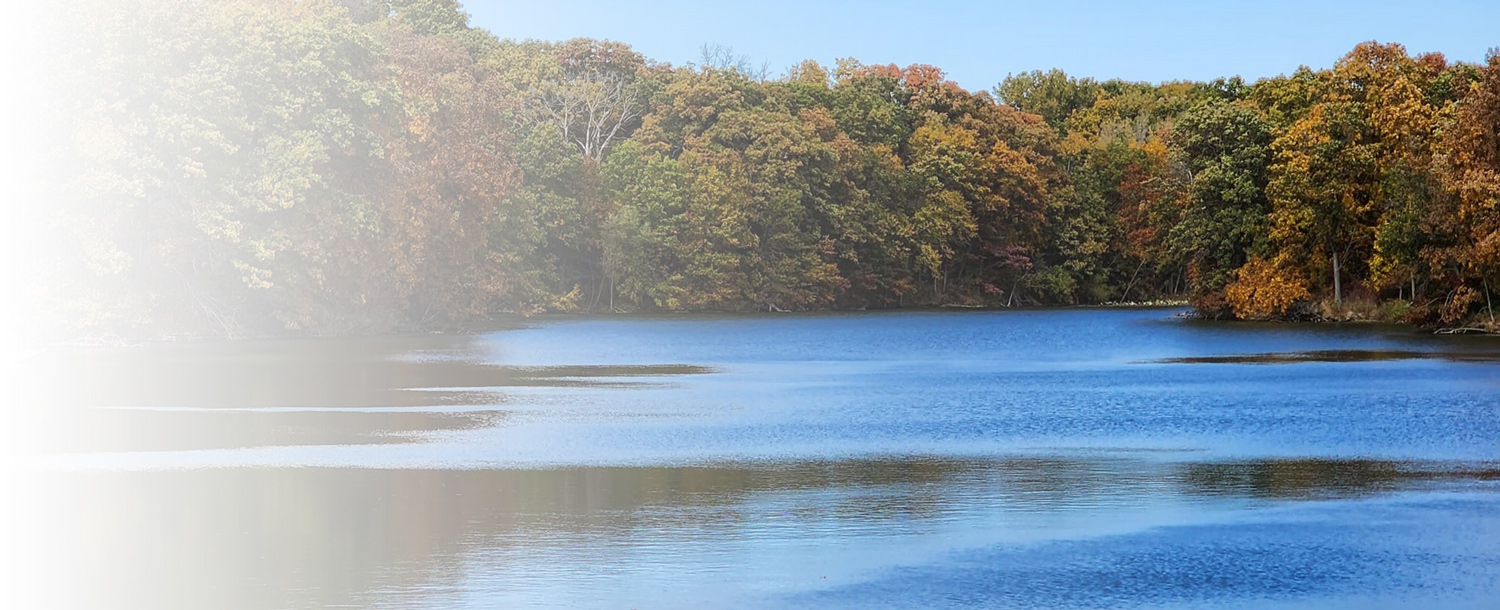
<box><xmin>35</xmin><ymin>0</ymin><xmax>1500</xmax><ymax>337</ymax></box>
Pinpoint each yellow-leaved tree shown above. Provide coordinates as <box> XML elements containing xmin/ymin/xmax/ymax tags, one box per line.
<box><xmin>1224</xmin><ymin>257</ymin><xmax>1311</xmax><ymax>319</ymax></box>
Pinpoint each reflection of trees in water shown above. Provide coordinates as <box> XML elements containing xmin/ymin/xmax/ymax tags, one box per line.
<box><xmin>1157</xmin><ymin>349</ymin><xmax>1500</xmax><ymax>364</ymax></box>
<box><xmin>26</xmin><ymin>455</ymin><xmax>1496</xmax><ymax>609</ymax></box>
<box><xmin>34</xmin><ymin>463</ymin><xmax>977</xmax><ymax>610</ymax></box>
<box><xmin>31</xmin><ymin>460</ymin><xmax>1043</xmax><ymax>609</ymax></box>
<box><xmin>1177</xmin><ymin>458</ymin><xmax>1498</xmax><ymax>499</ymax></box>
<box><xmin>20</xmin><ymin>329</ymin><xmax>1498</xmax><ymax>610</ymax></box>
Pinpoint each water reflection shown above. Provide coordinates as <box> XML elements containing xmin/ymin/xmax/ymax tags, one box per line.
<box><xmin>6</xmin><ymin>310</ymin><xmax>1500</xmax><ymax>609</ymax></box>
<box><xmin>795</xmin><ymin>492</ymin><xmax>1500</xmax><ymax>610</ymax></box>
<box><xmin>1156</xmin><ymin>349</ymin><xmax>1500</xmax><ymax>364</ymax></box>
<box><xmin>1179</xmin><ymin>458</ymin><xmax>1500</xmax><ymax>499</ymax></box>
<box><xmin>7</xmin><ymin>335</ymin><xmax>710</xmax><ymax>455</ymax></box>
<box><xmin>11</xmin><ymin>456</ymin><xmax>1496</xmax><ymax>610</ymax></box>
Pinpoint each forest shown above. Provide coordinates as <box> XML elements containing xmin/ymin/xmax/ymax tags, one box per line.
<box><xmin>29</xmin><ymin>0</ymin><xmax>1500</xmax><ymax>337</ymax></box>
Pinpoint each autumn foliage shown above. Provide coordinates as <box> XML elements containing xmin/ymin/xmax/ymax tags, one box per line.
<box><xmin>29</xmin><ymin>1</ymin><xmax>1500</xmax><ymax>337</ymax></box>
<box><xmin>1224</xmin><ymin>258</ymin><xmax>1311</xmax><ymax>320</ymax></box>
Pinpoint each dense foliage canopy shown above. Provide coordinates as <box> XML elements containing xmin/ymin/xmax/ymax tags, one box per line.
<box><xmin>30</xmin><ymin>0</ymin><xmax>1500</xmax><ymax>337</ymax></box>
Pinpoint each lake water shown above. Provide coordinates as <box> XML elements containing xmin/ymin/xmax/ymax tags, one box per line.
<box><xmin>5</xmin><ymin>308</ymin><xmax>1500</xmax><ymax>609</ymax></box>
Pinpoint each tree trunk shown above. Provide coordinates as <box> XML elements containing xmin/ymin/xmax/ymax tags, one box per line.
<box><xmin>1121</xmin><ymin>258</ymin><xmax>1146</xmax><ymax>302</ymax></box>
<box><xmin>1485</xmin><ymin>278</ymin><xmax>1495</xmax><ymax>325</ymax></box>
<box><xmin>1007</xmin><ymin>272</ymin><xmax>1028</xmax><ymax>308</ymax></box>
<box><xmin>1332</xmin><ymin>250</ymin><xmax>1342</xmax><ymax>304</ymax></box>
<box><xmin>588</xmin><ymin>275</ymin><xmax>606</xmax><ymax>313</ymax></box>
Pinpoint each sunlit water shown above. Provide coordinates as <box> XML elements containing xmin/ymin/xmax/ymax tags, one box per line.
<box><xmin>5</xmin><ymin>309</ymin><xmax>1500</xmax><ymax>609</ymax></box>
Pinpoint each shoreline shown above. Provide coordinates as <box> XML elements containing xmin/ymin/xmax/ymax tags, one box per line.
<box><xmin>29</xmin><ymin>301</ymin><xmax>1500</xmax><ymax>349</ymax></box>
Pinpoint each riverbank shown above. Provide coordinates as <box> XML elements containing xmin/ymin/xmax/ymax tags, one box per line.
<box><xmin>21</xmin><ymin>296</ymin><xmax>1500</xmax><ymax>351</ymax></box>
<box><xmin>1189</xmin><ymin>295</ymin><xmax>1500</xmax><ymax>334</ymax></box>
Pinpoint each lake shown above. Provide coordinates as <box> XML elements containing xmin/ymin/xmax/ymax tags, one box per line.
<box><xmin>5</xmin><ymin>308</ymin><xmax>1500</xmax><ymax>609</ymax></box>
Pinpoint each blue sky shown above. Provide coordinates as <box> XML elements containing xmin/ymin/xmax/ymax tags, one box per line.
<box><xmin>464</xmin><ymin>0</ymin><xmax>1499</xmax><ymax>91</ymax></box>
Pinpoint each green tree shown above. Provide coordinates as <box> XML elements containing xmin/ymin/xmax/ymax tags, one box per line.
<box><xmin>995</xmin><ymin>69</ymin><xmax>1100</xmax><ymax>129</ymax></box>
<box><xmin>1168</xmin><ymin>101</ymin><xmax>1275</xmax><ymax>297</ymax></box>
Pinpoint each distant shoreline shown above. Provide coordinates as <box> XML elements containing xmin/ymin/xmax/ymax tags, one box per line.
<box><xmin>31</xmin><ymin>301</ymin><xmax>1500</xmax><ymax>349</ymax></box>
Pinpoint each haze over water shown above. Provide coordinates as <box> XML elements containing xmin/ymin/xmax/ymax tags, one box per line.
<box><xmin>7</xmin><ymin>308</ymin><xmax>1500</xmax><ymax>609</ymax></box>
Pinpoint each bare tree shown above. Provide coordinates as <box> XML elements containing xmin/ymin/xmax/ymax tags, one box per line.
<box><xmin>531</xmin><ymin>70</ymin><xmax>643</xmax><ymax>163</ymax></box>
<box><xmin>698</xmin><ymin>43</ymin><xmax>770</xmax><ymax>82</ymax></box>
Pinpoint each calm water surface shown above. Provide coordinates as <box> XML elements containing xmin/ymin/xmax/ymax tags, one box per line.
<box><xmin>5</xmin><ymin>309</ymin><xmax>1500</xmax><ymax>609</ymax></box>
